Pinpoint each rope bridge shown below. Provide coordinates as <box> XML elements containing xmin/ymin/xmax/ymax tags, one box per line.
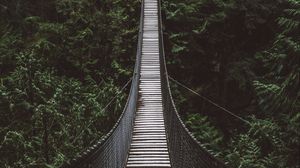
<box><xmin>62</xmin><ymin>0</ymin><xmax>228</xmax><ymax>167</ymax></box>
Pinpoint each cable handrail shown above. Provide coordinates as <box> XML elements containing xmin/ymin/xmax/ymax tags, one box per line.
<box><xmin>61</xmin><ymin>0</ymin><xmax>230</xmax><ymax>167</ymax></box>
<box><xmin>168</xmin><ymin>75</ymin><xmax>251</xmax><ymax>125</ymax></box>
<box><xmin>157</xmin><ymin>0</ymin><xmax>228</xmax><ymax>167</ymax></box>
<box><xmin>60</xmin><ymin>1</ymin><xmax>145</xmax><ymax>167</ymax></box>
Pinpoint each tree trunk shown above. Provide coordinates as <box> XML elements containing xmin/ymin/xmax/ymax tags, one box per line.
<box><xmin>43</xmin><ymin>111</ymin><xmax>50</xmax><ymax>164</ymax></box>
<box><xmin>218</xmin><ymin>50</ymin><xmax>230</xmax><ymax>141</ymax></box>
<box><xmin>28</xmin><ymin>63</ymin><xmax>36</xmax><ymax>136</ymax></box>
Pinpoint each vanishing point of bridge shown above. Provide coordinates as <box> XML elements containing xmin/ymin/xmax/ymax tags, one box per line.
<box><xmin>126</xmin><ymin>0</ymin><xmax>170</xmax><ymax>167</ymax></box>
<box><xmin>62</xmin><ymin>0</ymin><xmax>228</xmax><ymax>167</ymax></box>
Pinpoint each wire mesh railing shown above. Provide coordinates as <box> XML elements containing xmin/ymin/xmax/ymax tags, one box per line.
<box><xmin>60</xmin><ymin>1</ymin><xmax>144</xmax><ymax>168</ymax></box>
<box><xmin>62</xmin><ymin>0</ymin><xmax>229</xmax><ymax>167</ymax></box>
<box><xmin>157</xmin><ymin>0</ymin><xmax>228</xmax><ymax>167</ymax></box>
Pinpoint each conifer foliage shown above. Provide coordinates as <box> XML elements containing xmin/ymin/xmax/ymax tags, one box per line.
<box><xmin>0</xmin><ymin>0</ymin><xmax>140</xmax><ymax>167</ymax></box>
<box><xmin>163</xmin><ymin>0</ymin><xmax>299</xmax><ymax>167</ymax></box>
<box><xmin>0</xmin><ymin>0</ymin><xmax>299</xmax><ymax>167</ymax></box>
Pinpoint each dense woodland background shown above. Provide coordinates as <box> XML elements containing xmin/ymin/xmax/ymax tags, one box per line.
<box><xmin>0</xmin><ymin>0</ymin><xmax>299</xmax><ymax>167</ymax></box>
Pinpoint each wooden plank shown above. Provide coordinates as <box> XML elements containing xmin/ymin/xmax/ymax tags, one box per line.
<box><xmin>126</xmin><ymin>1</ymin><xmax>170</xmax><ymax>167</ymax></box>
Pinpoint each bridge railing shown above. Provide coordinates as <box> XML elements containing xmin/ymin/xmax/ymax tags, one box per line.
<box><xmin>157</xmin><ymin>0</ymin><xmax>228</xmax><ymax>167</ymax></box>
<box><xmin>60</xmin><ymin>1</ymin><xmax>144</xmax><ymax>168</ymax></box>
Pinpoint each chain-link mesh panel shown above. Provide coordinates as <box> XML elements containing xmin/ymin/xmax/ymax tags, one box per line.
<box><xmin>60</xmin><ymin>2</ymin><xmax>144</xmax><ymax>168</ymax></box>
<box><xmin>157</xmin><ymin>0</ymin><xmax>228</xmax><ymax>167</ymax></box>
<box><xmin>62</xmin><ymin>0</ymin><xmax>229</xmax><ymax>167</ymax></box>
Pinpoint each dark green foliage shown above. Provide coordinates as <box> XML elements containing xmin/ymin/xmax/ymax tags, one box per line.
<box><xmin>0</xmin><ymin>0</ymin><xmax>299</xmax><ymax>167</ymax></box>
<box><xmin>186</xmin><ymin>114</ymin><xmax>223</xmax><ymax>156</ymax></box>
<box><xmin>163</xmin><ymin>0</ymin><xmax>299</xmax><ymax>167</ymax></box>
<box><xmin>0</xmin><ymin>0</ymin><xmax>139</xmax><ymax>167</ymax></box>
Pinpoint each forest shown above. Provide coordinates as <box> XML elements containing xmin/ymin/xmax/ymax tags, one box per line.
<box><xmin>0</xmin><ymin>0</ymin><xmax>299</xmax><ymax>167</ymax></box>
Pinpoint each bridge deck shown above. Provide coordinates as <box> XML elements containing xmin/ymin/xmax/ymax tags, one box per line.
<box><xmin>126</xmin><ymin>0</ymin><xmax>171</xmax><ymax>167</ymax></box>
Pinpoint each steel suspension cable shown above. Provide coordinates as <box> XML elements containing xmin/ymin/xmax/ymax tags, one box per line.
<box><xmin>168</xmin><ymin>75</ymin><xmax>285</xmax><ymax>155</ymax></box>
<box><xmin>62</xmin><ymin>0</ymin><xmax>143</xmax><ymax>166</ymax></box>
<box><xmin>73</xmin><ymin>77</ymin><xmax>133</xmax><ymax>144</ymax></box>
<box><xmin>100</xmin><ymin>77</ymin><xmax>133</xmax><ymax>114</ymax></box>
<box><xmin>168</xmin><ymin>75</ymin><xmax>251</xmax><ymax>125</ymax></box>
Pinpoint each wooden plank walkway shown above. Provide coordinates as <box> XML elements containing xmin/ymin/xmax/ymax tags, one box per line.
<box><xmin>126</xmin><ymin>0</ymin><xmax>171</xmax><ymax>167</ymax></box>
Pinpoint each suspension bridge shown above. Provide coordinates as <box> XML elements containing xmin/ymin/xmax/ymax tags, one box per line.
<box><xmin>62</xmin><ymin>0</ymin><xmax>228</xmax><ymax>167</ymax></box>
